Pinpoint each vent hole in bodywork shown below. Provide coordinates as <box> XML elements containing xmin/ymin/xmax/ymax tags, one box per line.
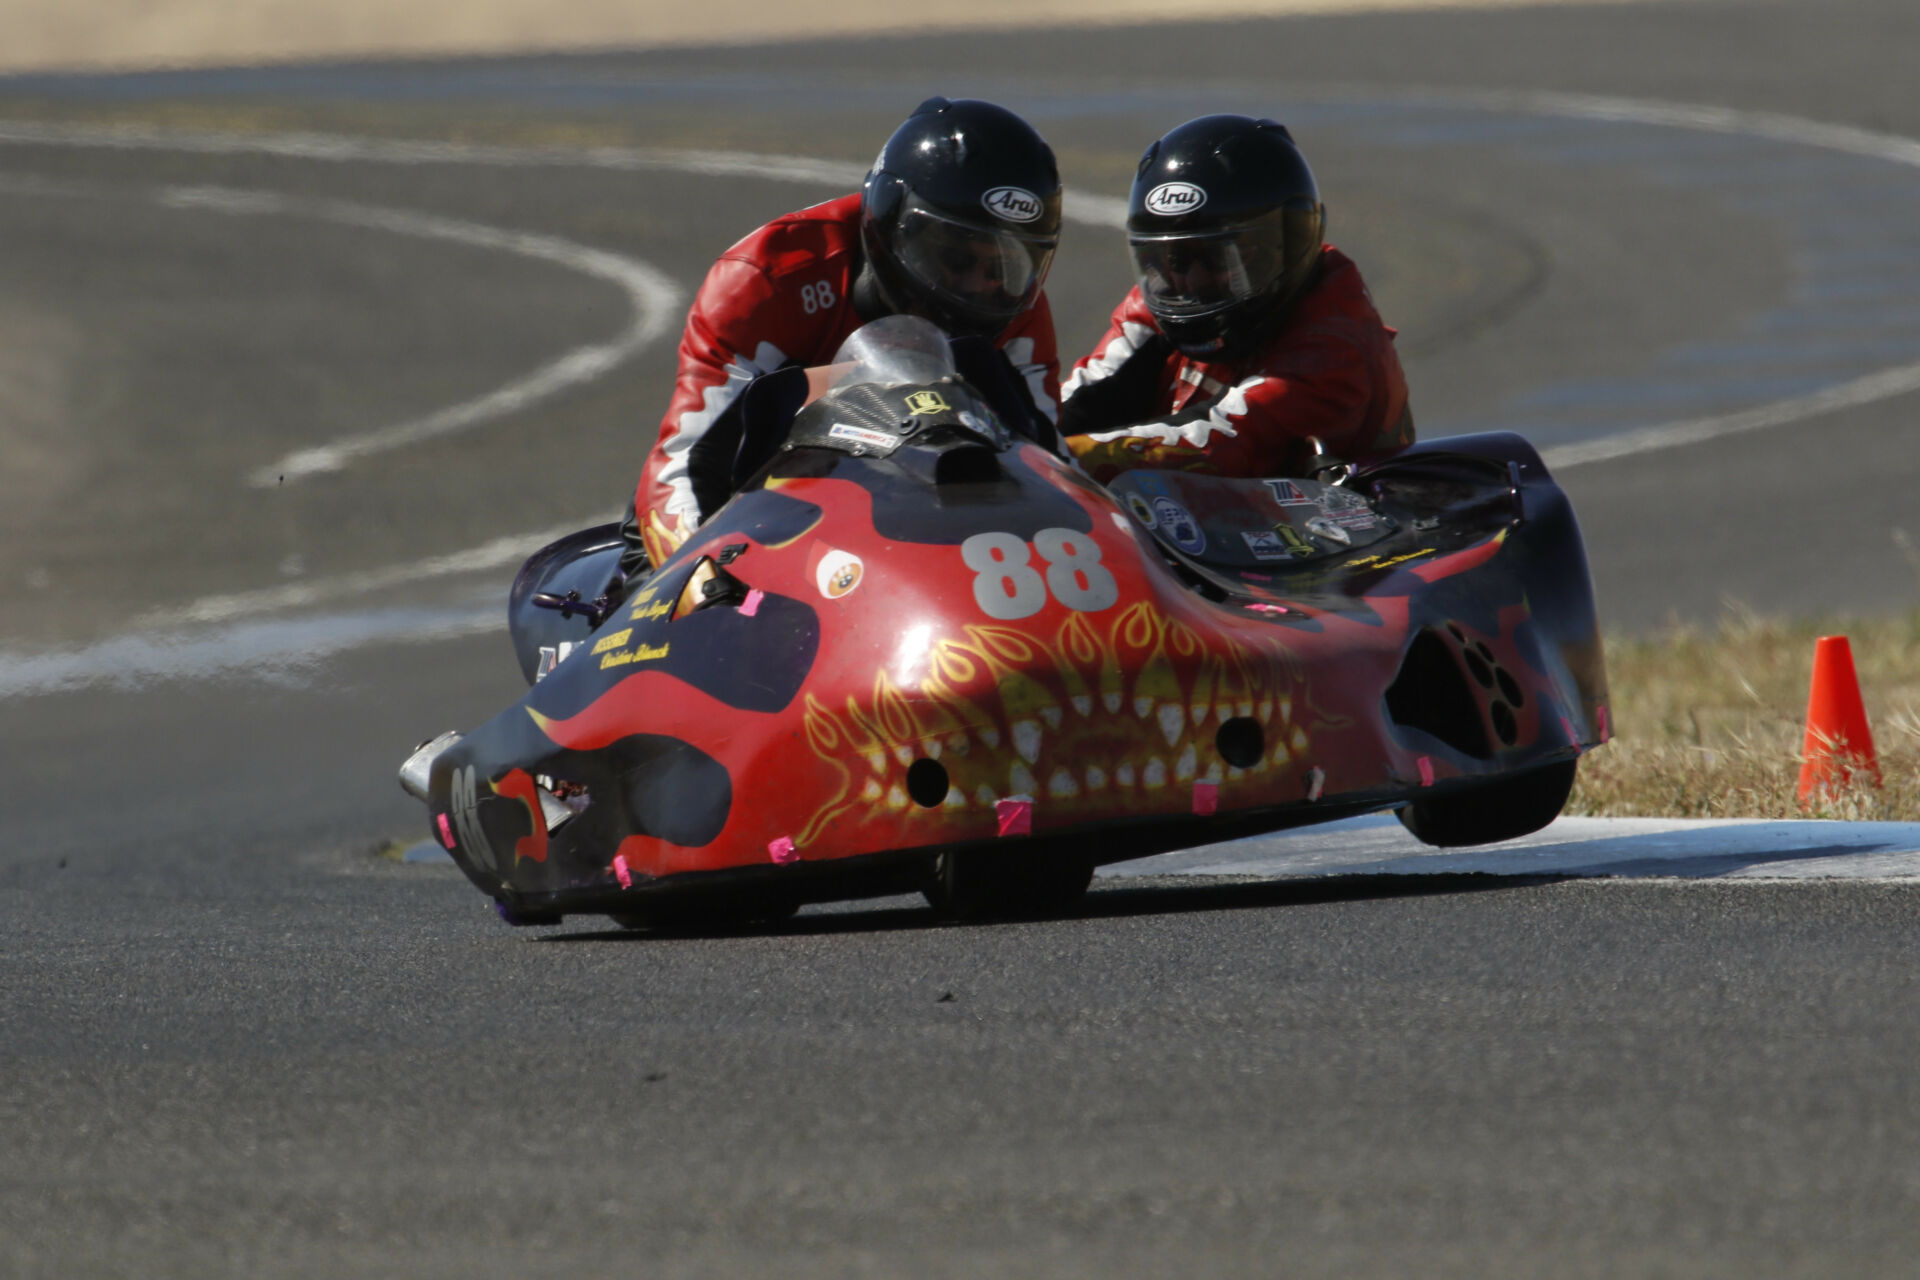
<box><xmin>907</xmin><ymin>758</ymin><xmax>951</xmax><ymax>808</ymax></box>
<box><xmin>1464</xmin><ymin>650</ymin><xmax>1494</xmax><ymax>688</ymax></box>
<box><xmin>1491</xmin><ymin>702</ymin><xmax>1518</xmax><ymax>746</ymax></box>
<box><xmin>1216</xmin><ymin>717</ymin><xmax>1265</xmax><ymax>769</ymax></box>
<box><xmin>1386</xmin><ymin>629</ymin><xmax>1493</xmax><ymax>759</ymax></box>
<box><xmin>933</xmin><ymin>445</ymin><xmax>1001</xmax><ymax>485</ymax></box>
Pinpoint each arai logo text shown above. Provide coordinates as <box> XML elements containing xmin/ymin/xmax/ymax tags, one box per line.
<box><xmin>981</xmin><ymin>186</ymin><xmax>1043</xmax><ymax>223</ymax></box>
<box><xmin>1143</xmin><ymin>181</ymin><xmax>1207</xmax><ymax>216</ymax></box>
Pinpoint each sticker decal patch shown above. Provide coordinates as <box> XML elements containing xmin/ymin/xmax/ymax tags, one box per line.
<box><xmin>1124</xmin><ymin>492</ymin><xmax>1158</xmax><ymax>528</ymax></box>
<box><xmin>828</xmin><ymin>422</ymin><xmax>899</xmax><ymax>451</ymax></box>
<box><xmin>813</xmin><ymin>548</ymin><xmax>865</xmax><ymax>600</ymax></box>
<box><xmin>905</xmin><ymin>390</ymin><xmax>952</xmax><ymax>417</ymax></box>
<box><xmin>1152</xmin><ymin>496</ymin><xmax>1206</xmax><ymax>555</ymax></box>
<box><xmin>1241</xmin><ymin>530</ymin><xmax>1294</xmax><ymax>561</ymax></box>
<box><xmin>1264</xmin><ymin>479</ymin><xmax>1312</xmax><ymax>506</ymax></box>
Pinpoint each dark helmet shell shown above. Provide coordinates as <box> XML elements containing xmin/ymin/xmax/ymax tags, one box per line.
<box><xmin>861</xmin><ymin>98</ymin><xmax>1063</xmax><ymax>337</ymax></box>
<box><xmin>1126</xmin><ymin>114</ymin><xmax>1326</xmax><ymax>357</ymax></box>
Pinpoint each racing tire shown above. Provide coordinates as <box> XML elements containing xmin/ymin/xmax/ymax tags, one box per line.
<box><xmin>608</xmin><ymin>891</ymin><xmax>801</xmax><ymax>933</ymax></box>
<box><xmin>923</xmin><ymin>847</ymin><xmax>1095</xmax><ymax>921</ymax></box>
<box><xmin>1396</xmin><ymin>758</ymin><xmax>1578</xmax><ymax>848</ymax></box>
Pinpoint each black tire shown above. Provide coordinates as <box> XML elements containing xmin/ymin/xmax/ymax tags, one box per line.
<box><xmin>608</xmin><ymin>891</ymin><xmax>801</xmax><ymax>933</ymax></box>
<box><xmin>1396</xmin><ymin>758</ymin><xmax>1578</xmax><ymax>848</ymax></box>
<box><xmin>923</xmin><ymin>847</ymin><xmax>1095</xmax><ymax>921</ymax></box>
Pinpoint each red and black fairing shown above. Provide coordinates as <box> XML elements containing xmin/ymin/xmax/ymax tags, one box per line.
<box><xmin>425</xmin><ymin>375</ymin><xmax>1606</xmax><ymax>923</ymax></box>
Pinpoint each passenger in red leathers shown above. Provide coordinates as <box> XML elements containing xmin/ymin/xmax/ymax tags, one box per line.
<box><xmin>624</xmin><ymin>98</ymin><xmax>1065</xmax><ymax>576</ymax></box>
<box><xmin>1059</xmin><ymin>115</ymin><xmax>1412</xmax><ymax>483</ymax></box>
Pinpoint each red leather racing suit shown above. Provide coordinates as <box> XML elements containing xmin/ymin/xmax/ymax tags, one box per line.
<box><xmin>633</xmin><ymin>193</ymin><xmax>1062</xmax><ymax>567</ymax></box>
<box><xmin>1059</xmin><ymin>246</ymin><xmax>1412</xmax><ymax>483</ymax></box>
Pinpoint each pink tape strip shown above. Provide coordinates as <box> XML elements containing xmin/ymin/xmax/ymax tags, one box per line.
<box><xmin>769</xmin><ymin>836</ymin><xmax>799</xmax><ymax>865</ymax></box>
<box><xmin>1417</xmin><ymin>756</ymin><xmax>1435</xmax><ymax>787</ymax></box>
<box><xmin>612</xmin><ymin>854</ymin><xmax>633</xmax><ymax>889</ymax></box>
<box><xmin>740</xmin><ymin>588</ymin><xmax>765</xmax><ymax>618</ymax></box>
<box><xmin>1244</xmin><ymin>602</ymin><xmax>1289</xmax><ymax>615</ymax></box>
<box><xmin>1192</xmin><ymin>780</ymin><xmax>1219</xmax><ymax>816</ymax></box>
<box><xmin>1561</xmin><ymin>715</ymin><xmax>1580</xmax><ymax>752</ymax></box>
<box><xmin>1306</xmin><ymin>766</ymin><xmax>1325</xmax><ymax>802</ymax></box>
<box><xmin>995</xmin><ymin>798</ymin><xmax>1032</xmax><ymax>837</ymax></box>
<box><xmin>436</xmin><ymin>813</ymin><xmax>456</xmax><ymax>849</ymax></box>
<box><xmin>1598</xmin><ymin>705</ymin><xmax>1612</xmax><ymax>742</ymax></box>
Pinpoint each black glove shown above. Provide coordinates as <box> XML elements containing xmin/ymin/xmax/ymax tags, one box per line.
<box><xmin>1058</xmin><ymin>331</ymin><xmax>1175</xmax><ymax>438</ymax></box>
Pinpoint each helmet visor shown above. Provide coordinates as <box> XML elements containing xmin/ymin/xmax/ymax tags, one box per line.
<box><xmin>893</xmin><ymin>194</ymin><xmax>1057</xmax><ymax>325</ymax></box>
<box><xmin>1129</xmin><ymin>224</ymin><xmax>1288</xmax><ymax>318</ymax></box>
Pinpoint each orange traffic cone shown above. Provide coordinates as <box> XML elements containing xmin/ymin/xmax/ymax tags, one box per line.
<box><xmin>1796</xmin><ymin>635</ymin><xmax>1881</xmax><ymax>806</ymax></box>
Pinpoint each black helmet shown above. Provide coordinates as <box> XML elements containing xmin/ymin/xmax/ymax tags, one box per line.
<box><xmin>861</xmin><ymin>98</ymin><xmax>1063</xmax><ymax>338</ymax></box>
<box><xmin>1126</xmin><ymin>115</ymin><xmax>1326</xmax><ymax>358</ymax></box>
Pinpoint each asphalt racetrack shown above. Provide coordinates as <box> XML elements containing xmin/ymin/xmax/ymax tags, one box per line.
<box><xmin>6</xmin><ymin>2</ymin><xmax>1920</xmax><ymax>1274</ymax></box>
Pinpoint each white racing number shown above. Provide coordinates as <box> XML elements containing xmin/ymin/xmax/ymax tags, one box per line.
<box><xmin>961</xmin><ymin>528</ymin><xmax>1119</xmax><ymax>621</ymax></box>
<box><xmin>800</xmin><ymin>279</ymin><xmax>837</xmax><ymax>315</ymax></box>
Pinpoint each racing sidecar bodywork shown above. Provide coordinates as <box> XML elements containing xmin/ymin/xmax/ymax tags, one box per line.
<box><xmin>407</xmin><ymin>320</ymin><xmax>1608</xmax><ymax>925</ymax></box>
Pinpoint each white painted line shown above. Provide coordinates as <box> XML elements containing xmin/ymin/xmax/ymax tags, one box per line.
<box><xmin>0</xmin><ymin>120</ymin><xmax>1132</xmax><ymax>228</ymax></box>
<box><xmin>1540</xmin><ymin>360</ymin><xmax>1920</xmax><ymax>469</ymax></box>
<box><xmin>8</xmin><ymin>87</ymin><xmax>1920</xmax><ymax>646</ymax></box>
<box><xmin>1102</xmin><ymin>812</ymin><xmax>1920</xmax><ymax>882</ymax></box>
<box><xmin>133</xmin><ymin>517</ymin><xmax>606</xmax><ymax>630</ymax></box>
<box><xmin>0</xmin><ymin>604</ymin><xmax>499</xmax><ymax>699</ymax></box>
<box><xmin>11</xmin><ymin>90</ymin><xmax>1920</xmax><ymax>474</ymax></box>
<box><xmin>147</xmin><ymin>186</ymin><xmax>683</xmax><ymax>485</ymax></box>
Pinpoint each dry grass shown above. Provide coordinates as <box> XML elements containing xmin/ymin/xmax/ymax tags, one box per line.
<box><xmin>1569</xmin><ymin>605</ymin><xmax>1920</xmax><ymax>822</ymax></box>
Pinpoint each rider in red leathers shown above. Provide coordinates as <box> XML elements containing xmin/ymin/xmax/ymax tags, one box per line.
<box><xmin>623</xmin><ymin>98</ymin><xmax>1064</xmax><ymax>576</ymax></box>
<box><xmin>1059</xmin><ymin>115</ymin><xmax>1412</xmax><ymax>483</ymax></box>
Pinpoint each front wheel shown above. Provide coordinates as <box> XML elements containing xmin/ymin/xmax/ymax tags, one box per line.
<box><xmin>923</xmin><ymin>847</ymin><xmax>1095</xmax><ymax>921</ymax></box>
<box><xmin>1396</xmin><ymin>758</ymin><xmax>1578</xmax><ymax>848</ymax></box>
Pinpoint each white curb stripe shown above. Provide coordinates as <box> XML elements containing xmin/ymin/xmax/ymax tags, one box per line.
<box><xmin>1101</xmin><ymin>812</ymin><xmax>1920</xmax><ymax>882</ymax></box>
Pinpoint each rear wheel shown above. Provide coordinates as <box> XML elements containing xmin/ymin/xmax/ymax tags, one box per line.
<box><xmin>923</xmin><ymin>847</ymin><xmax>1095</xmax><ymax>921</ymax></box>
<box><xmin>1396</xmin><ymin>758</ymin><xmax>1578</xmax><ymax>848</ymax></box>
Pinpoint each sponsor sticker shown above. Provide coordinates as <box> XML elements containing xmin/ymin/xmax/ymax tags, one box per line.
<box><xmin>1241</xmin><ymin>530</ymin><xmax>1294</xmax><ymax>561</ymax></box>
<box><xmin>630</xmin><ymin>596</ymin><xmax>672</xmax><ymax>622</ymax></box>
<box><xmin>1124</xmin><ymin>492</ymin><xmax>1158</xmax><ymax>528</ymax></box>
<box><xmin>905</xmin><ymin>390</ymin><xmax>952</xmax><ymax>417</ymax></box>
<box><xmin>1305</xmin><ymin>516</ymin><xmax>1352</xmax><ymax>546</ymax></box>
<box><xmin>828</xmin><ymin>422</ymin><xmax>898</xmax><ymax>451</ymax></box>
<box><xmin>1143</xmin><ymin>181</ymin><xmax>1207</xmax><ymax>216</ymax></box>
<box><xmin>1264</xmin><ymin>478</ymin><xmax>1313</xmax><ymax>506</ymax></box>
<box><xmin>590</xmin><ymin>629</ymin><xmax>633</xmax><ymax>655</ymax></box>
<box><xmin>1152</xmin><ymin>496</ymin><xmax>1206</xmax><ymax>555</ymax></box>
<box><xmin>600</xmin><ymin>641</ymin><xmax>669</xmax><ymax>670</ymax></box>
<box><xmin>814</xmin><ymin>548</ymin><xmax>864</xmax><ymax>600</ymax></box>
<box><xmin>1320</xmin><ymin>486</ymin><xmax>1370</xmax><ymax>511</ymax></box>
<box><xmin>981</xmin><ymin>186</ymin><xmax>1044</xmax><ymax>224</ymax></box>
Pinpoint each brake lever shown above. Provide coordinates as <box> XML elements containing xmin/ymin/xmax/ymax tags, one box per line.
<box><xmin>530</xmin><ymin>589</ymin><xmax>616</xmax><ymax>630</ymax></box>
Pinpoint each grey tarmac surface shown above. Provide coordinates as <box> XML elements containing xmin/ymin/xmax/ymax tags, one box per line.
<box><xmin>5</xmin><ymin>1</ymin><xmax>1920</xmax><ymax>1274</ymax></box>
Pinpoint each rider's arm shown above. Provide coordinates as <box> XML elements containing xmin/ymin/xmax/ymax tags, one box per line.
<box><xmin>1065</xmin><ymin>327</ymin><xmax>1407</xmax><ymax>483</ymax></box>
<box><xmin>995</xmin><ymin>291</ymin><xmax>1063</xmax><ymax>430</ymax></box>
<box><xmin>632</xmin><ymin>255</ymin><xmax>796</xmax><ymax>569</ymax></box>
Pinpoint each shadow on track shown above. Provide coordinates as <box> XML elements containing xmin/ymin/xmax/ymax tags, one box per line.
<box><xmin>539</xmin><ymin>871</ymin><xmax>1567</xmax><ymax>943</ymax></box>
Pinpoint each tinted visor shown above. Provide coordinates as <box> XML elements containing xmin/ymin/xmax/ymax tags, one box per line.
<box><xmin>1129</xmin><ymin>224</ymin><xmax>1288</xmax><ymax>318</ymax></box>
<box><xmin>894</xmin><ymin>194</ymin><xmax>1057</xmax><ymax>324</ymax></box>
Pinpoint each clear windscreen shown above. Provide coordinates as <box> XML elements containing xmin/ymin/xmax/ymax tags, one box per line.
<box><xmin>1129</xmin><ymin>224</ymin><xmax>1287</xmax><ymax>317</ymax></box>
<box><xmin>892</xmin><ymin>194</ymin><xmax>1055</xmax><ymax>324</ymax></box>
<box><xmin>827</xmin><ymin>314</ymin><xmax>959</xmax><ymax>393</ymax></box>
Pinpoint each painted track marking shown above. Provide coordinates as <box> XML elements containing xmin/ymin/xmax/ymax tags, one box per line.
<box><xmin>5</xmin><ymin>87</ymin><xmax>1919</xmax><ymax>675</ymax></box>
<box><xmin>9</xmin><ymin>89</ymin><xmax>1920</xmax><ymax>473</ymax></box>
<box><xmin>152</xmin><ymin>186</ymin><xmax>682</xmax><ymax>486</ymax></box>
